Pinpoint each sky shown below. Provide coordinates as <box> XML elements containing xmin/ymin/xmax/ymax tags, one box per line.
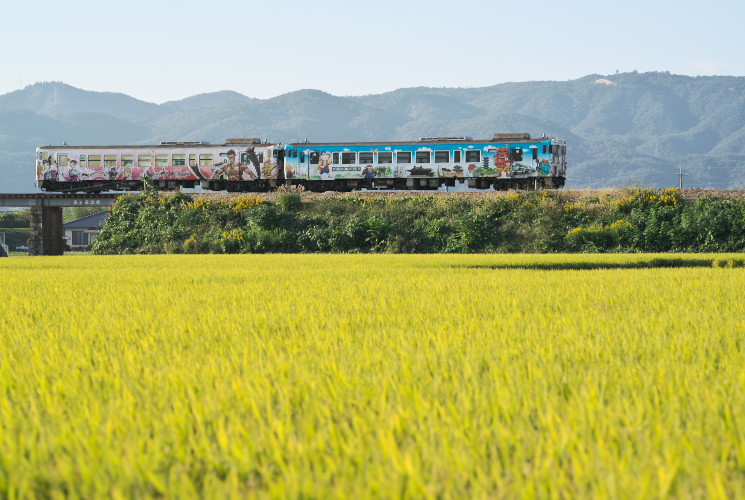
<box><xmin>1</xmin><ymin>0</ymin><xmax>742</xmax><ymax>103</ymax></box>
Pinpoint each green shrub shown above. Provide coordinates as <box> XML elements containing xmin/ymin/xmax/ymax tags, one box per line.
<box><xmin>92</xmin><ymin>189</ymin><xmax>745</xmax><ymax>255</ymax></box>
<box><xmin>277</xmin><ymin>193</ymin><xmax>302</xmax><ymax>211</ymax></box>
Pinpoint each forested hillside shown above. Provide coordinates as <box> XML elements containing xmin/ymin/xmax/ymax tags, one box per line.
<box><xmin>1</xmin><ymin>72</ymin><xmax>743</xmax><ymax>192</ymax></box>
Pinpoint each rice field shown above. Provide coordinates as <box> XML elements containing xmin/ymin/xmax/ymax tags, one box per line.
<box><xmin>1</xmin><ymin>254</ymin><xmax>744</xmax><ymax>498</ymax></box>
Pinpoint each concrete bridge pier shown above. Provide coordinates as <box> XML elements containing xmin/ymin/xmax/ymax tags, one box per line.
<box><xmin>0</xmin><ymin>194</ymin><xmax>122</xmax><ymax>256</ymax></box>
<box><xmin>29</xmin><ymin>206</ymin><xmax>64</xmax><ymax>256</ymax></box>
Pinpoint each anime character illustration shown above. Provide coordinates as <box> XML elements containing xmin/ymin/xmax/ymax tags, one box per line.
<box><xmin>317</xmin><ymin>151</ymin><xmax>333</xmax><ymax>179</ymax></box>
<box><xmin>241</xmin><ymin>147</ymin><xmax>261</xmax><ymax>180</ymax></box>
<box><xmin>467</xmin><ymin>164</ymin><xmax>478</xmax><ymax>177</ymax></box>
<box><xmin>493</xmin><ymin>147</ymin><xmax>513</xmax><ymax>177</ymax></box>
<box><xmin>108</xmin><ymin>165</ymin><xmax>119</xmax><ymax>180</ymax></box>
<box><xmin>67</xmin><ymin>160</ymin><xmax>82</xmax><ymax>182</ymax></box>
<box><xmin>42</xmin><ymin>158</ymin><xmax>58</xmax><ymax>181</ymax></box>
<box><xmin>240</xmin><ymin>160</ymin><xmax>258</xmax><ymax>181</ymax></box>
<box><xmin>57</xmin><ymin>160</ymin><xmax>71</xmax><ymax>181</ymax></box>
<box><xmin>212</xmin><ymin>149</ymin><xmax>241</xmax><ymax>180</ymax></box>
<box><xmin>361</xmin><ymin>165</ymin><xmax>376</xmax><ymax>180</ymax></box>
<box><xmin>241</xmin><ymin>167</ymin><xmax>258</xmax><ymax>181</ymax></box>
<box><xmin>120</xmin><ymin>163</ymin><xmax>133</xmax><ymax>180</ymax></box>
<box><xmin>285</xmin><ymin>165</ymin><xmax>295</xmax><ymax>179</ymax></box>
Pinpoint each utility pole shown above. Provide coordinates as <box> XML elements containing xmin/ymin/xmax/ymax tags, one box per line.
<box><xmin>677</xmin><ymin>165</ymin><xmax>684</xmax><ymax>190</ymax></box>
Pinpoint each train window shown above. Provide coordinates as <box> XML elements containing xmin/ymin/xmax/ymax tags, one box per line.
<box><xmin>37</xmin><ymin>152</ymin><xmax>43</xmax><ymax>161</ymax></box>
<box><xmin>58</xmin><ymin>154</ymin><xmax>69</xmax><ymax>166</ymax></box>
<box><xmin>342</xmin><ymin>152</ymin><xmax>356</xmax><ymax>164</ymax></box>
<box><xmin>104</xmin><ymin>155</ymin><xmax>117</xmax><ymax>167</ymax></box>
<box><xmin>122</xmin><ymin>155</ymin><xmax>134</xmax><ymax>167</ymax></box>
<box><xmin>542</xmin><ymin>145</ymin><xmax>548</xmax><ymax>154</ymax></box>
<box><xmin>80</xmin><ymin>156</ymin><xmax>86</xmax><ymax>167</ymax></box>
<box><xmin>199</xmin><ymin>154</ymin><xmax>213</xmax><ymax>166</ymax></box>
<box><xmin>156</xmin><ymin>155</ymin><xmax>168</xmax><ymax>167</ymax></box>
<box><xmin>189</xmin><ymin>154</ymin><xmax>197</xmax><ymax>167</ymax></box>
<box><xmin>378</xmin><ymin>152</ymin><xmax>393</xmax><ymax>163</ymax></box>
<box><xmin>359</xmin><ymin>152</ymin><xmax>373</xmax><ymax>164</ymax></box>
<box><xmin>172</xmin><ymin>154</ymin><xmax>186</xmax><ymax>166</ymax></box>
<box><xmin>465</xmin><ymin>150</ymin><xmax>480</xmax><ymax>162</ymax></box>
<box><xmin>416</xmin><ymin>151</ymin><xmax>431</xmax><ymax>163</ymax></box>
<box><xmin>88</xmin><ymin>155</ymin><xmax>101</xmax><ymax>168</ymax></box>
<box><xmin>532</xmin><ymin>147</ymin><xmax>538</xmax><ymax>160</ymax></box>
<box><xmin>434</xmin><ymin>151</ymin><xmax>450</xmax><ymax>163</ymax></box>
<box><xmin>309</xmin><ymin>152</ymin><xmax>319</xmax><ymax>164</ymax></box>
<box><xmin>510</xmin><ymin>148</ymin><xmax>523</xmax><ymax>161</ymax></box>
<box><xmin>453</xmin><ymin>151</ymin><xmax>461</xmax><ymax>163</ymax></box>
<box><xmin>300</xmin><ymin>152</ymin><xmax>305</xmax><ymax>162</ymax></box>
<box><xmin>258</xmin><ymin>153</ymin><xmax>264</xmax><ymax>163</ymax></box>
<box><xmin>396</xmin><ymin>152</ymin><xmax>411</xmax><ymax>163</ymax></box>
<box><xmin>139</xmin><ymin>154</ymin><xmax>151</xmax><ymax>167</ymax></box>
<box><xmin>561</xmin><ymin>145</ymin><xmax>566</xmax><ymax>155</ymax></box>
<box><xmin>332</xmin><ymin>152</ymin><xmax>339</xmax><ymax>164</ymax></box>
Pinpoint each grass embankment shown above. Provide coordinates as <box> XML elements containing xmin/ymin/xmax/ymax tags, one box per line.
<box><xmin>1</xmin><ymin>254</ymin><xmax>744</xmax><ymax>497</ymax></box>
<box><xmin>92</xmin><ymin>188</ymin><xmax>745</xmax><ymax>254</ymax></box>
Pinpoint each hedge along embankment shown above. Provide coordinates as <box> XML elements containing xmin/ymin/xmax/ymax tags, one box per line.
<box><xmin>91</xmin><ymin>188</ymin><xmax>745</xmax><ymax>254</ymax></box>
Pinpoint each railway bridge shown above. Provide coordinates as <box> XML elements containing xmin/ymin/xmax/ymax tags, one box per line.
<box><xmin>0</xmin><ymin>194</ymin><xmax>123</xmax><ymax>256</ymax></box>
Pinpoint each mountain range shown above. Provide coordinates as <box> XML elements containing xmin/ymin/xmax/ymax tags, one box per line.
<box><xmin>1</xmin><ymin>72</ymin><xmax>744</xmax><ymax>193</ymax></box>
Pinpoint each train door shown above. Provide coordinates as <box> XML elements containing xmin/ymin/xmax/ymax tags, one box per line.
<box><xmin>274</xmin><ymin>148</ymin><xmax>286</xmax><ymax>180</ymax></box>
<box><xmin>297</xmin><ymin>150</ymin><xmax>307</xmax><ymax>178</ymax></box>
<box><xmin>308</xmin><ymin>151</ymin><xmax>322</xmax><ymax>179</ymax></box>
<box><xmin>240</xmin><ymin>151</ymin><xmax>254</xmax><ymax>179</ymax></box>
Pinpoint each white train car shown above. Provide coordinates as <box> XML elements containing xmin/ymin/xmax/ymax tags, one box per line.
<box><xmin>36</xmin><ymin>139</ymin><xmax>280</xmax><ymax>192</ymax></box>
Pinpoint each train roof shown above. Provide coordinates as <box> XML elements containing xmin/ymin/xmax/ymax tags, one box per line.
<box><xmin>38</xmin><ymin>139</ymin><xmax>271</xmax><ymax>150</ymax></box>
<box><xmin>287</xmin><ymin>139</ymin><xmax>547</xmax><ymax>147</ymax></box>
<box><xmin>287</xmin><ymin>133</ymin><xmax>557</xmax><ymax>147</ymax></box>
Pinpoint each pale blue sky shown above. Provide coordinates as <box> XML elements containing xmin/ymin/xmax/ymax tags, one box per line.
<box><xmin>2</xmin><ymin>0</ymin><xmax>741</xmax><ymax>103</ymax></box>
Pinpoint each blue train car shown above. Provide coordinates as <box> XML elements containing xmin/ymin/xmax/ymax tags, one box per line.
<box><xmin>283</xmin><ymin>133</ymin><xmax>566</xmax><ymax>191</ymax></box>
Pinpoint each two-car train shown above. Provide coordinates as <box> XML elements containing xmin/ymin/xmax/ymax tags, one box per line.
<box><xmin>36</xmin><ymin>133</ymin><xmax>566</xmax><ymax>192</ymax></box>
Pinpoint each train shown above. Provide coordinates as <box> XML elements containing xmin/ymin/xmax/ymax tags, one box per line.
<box><xmin>35</xmin><ymin>133</ymin><xmax>566</xmax><ymax>193</ymax></box>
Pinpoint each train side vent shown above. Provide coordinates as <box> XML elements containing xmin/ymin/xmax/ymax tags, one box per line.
<box><xmin>492</xmin><ymin>133</ymin><xmax>531</xmax><ymax>140</ymax></box>
<box><xmin>225</xmin><ymin>138</ymin><xmax>262</xmax><ymax>145</ymax></box>
<box><xmin>419</xmin><ymin>136</ymin><xmax>473</xmax><ymax>142</ymax></box>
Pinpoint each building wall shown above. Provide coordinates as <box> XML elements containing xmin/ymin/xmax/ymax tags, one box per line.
<box><xmin>64</xmin><ymin>229</ymin><xmax>100</xmax><ymax>249</ymax></box>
